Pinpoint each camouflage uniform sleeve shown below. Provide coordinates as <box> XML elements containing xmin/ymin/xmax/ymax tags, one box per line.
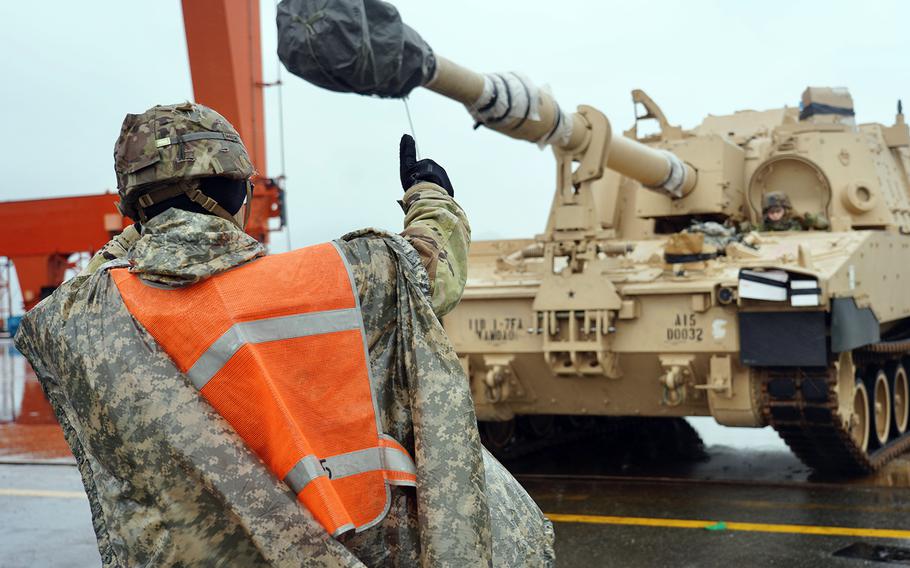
<box><xmin>801</xmin><ymin>212</ymin><xmax>830</xmax><ymax>231</ymax></box>
<box><xmin>400</xmin><ymin>181</ymin><xmax>471</xmax><ymax>318</ymax></box>
<box><xmin>78</xmin><ymin>224</ymin><xmax>141</xmax><ymax>277</ymax></box>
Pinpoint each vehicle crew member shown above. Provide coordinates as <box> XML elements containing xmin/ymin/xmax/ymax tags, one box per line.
<box><xmin>15</xmin><ymin>102</ymin><xmax>554</xmax><ymax>567</ymax></box>
<box><xmin>757</xmin><ymin>191</ymin><xmax>829</xmax><ymax>231</ymax></box>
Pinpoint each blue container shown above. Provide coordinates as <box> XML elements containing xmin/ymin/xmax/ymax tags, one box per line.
<box><xmin>7</xmin><ymin>316</ymin><xmax>22</xmax><ymax>337</ymax></box>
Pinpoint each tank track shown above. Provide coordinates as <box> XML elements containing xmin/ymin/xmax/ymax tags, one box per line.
<box><xmin>760</xmin><ymin>361</ymin><xmax>910</xmax><ymax>477</ymax></box>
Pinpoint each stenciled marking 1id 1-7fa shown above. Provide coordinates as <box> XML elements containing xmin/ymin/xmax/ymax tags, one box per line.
<box><xmin>467</xmin><ymin>317</ymin><xmax>525</xmax><ymax>342</ymax></box>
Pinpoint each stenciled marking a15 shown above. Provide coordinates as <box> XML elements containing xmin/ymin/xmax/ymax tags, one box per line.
<box><xmin>665</xmin><ymin>313</ymin><xmax>702</xmax><ymax>342</ymax></box>
<box><xmin>664</xmin><ymin>313</ymin><xmax>730</xmax><ymax>343</ymax></box>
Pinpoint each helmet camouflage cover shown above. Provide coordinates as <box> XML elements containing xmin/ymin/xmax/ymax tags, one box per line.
<box><xmin>114</xmin><ymin>102</ymin><xmax>254</xmax><ymax>221</ymax></box>
<box><xmin>762</xmin><ymin>191</ymin><xmax>792</xmax><ymax>213</ymax></box>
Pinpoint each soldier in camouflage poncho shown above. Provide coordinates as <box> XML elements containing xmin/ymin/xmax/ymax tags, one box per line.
<box><xmin>15</xmin><ymin>104</ymin><xmax>554</xmax><ymax>567</ymax></box>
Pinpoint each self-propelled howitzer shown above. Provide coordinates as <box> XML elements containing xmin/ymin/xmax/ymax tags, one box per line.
<box><xmin>276</xmin><ymin>0</ymin><xmax>910</xmax><ymax>475</ymax></box>
<box><xmin>423</xmin><ymin>56</ymin><xmax>910</xmax><ymax>476</ymax></box>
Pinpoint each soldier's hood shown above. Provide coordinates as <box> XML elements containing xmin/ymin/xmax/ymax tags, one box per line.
<box><xmin>127</xmin><ymin>208</ymin><xmax>265</xmax><ymax>288</ymax></box>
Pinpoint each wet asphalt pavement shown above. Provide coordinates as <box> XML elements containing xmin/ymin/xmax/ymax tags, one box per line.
<box><xmin>3</xmin><ymin>339</ymin><xmax>910</xmax><ymax>567</ymax></box>
<box><xmin>6</xmin><ymin>459</ymin><xmax>910</xmax><ymax>568</ymax></box>
<box><xmin>521</xmin><ymin>472</ymin><xmax>910</xmax><ymax>567</ymax></box>
<box><xmin>0</xmin><ymin>463</ymin><xmax>99</xmax><ymax>568</ymax></box>
<box><xmin>496</xmin><ymin>422</ymin><xmax>910</xmax><ymax>568</ymax></box>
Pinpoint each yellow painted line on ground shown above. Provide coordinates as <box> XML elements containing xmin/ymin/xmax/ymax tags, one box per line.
<box><xmin>0</xmin><ymin>488</ymin><xmax>86</xmax><ymax>499</ymax></box>
<box><xmin>546</xmin><ymin>513</ymin><xmax>910</xmax><ymax>540</ymax></box>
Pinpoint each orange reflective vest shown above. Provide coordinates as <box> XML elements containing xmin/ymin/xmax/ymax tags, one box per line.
<box><xmin>111</xmin><ymin>242</ymin><xmax>417</xmax><ymax>536</ymax></box>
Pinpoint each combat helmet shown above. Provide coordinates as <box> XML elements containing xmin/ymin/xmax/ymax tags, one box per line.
<box><xmin>762</xmin><ymin>191</ymin><xmax>792</xmax><ymax>214</ymax></box>
<box><xmin>114</xmin><ymin>102</ymin><xmax>254</xmax><ymax>225</ymax></box>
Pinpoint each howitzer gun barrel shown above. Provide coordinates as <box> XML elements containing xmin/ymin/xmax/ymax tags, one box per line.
<box><xmin>425</xmin><ymin>57</ymin><xmax>591</xmax><ymax>152</ymax></box>
<box><xmin>425</xmin><ymin>57</ymin><xmax>695</xmax><ymax>197</ymax></box>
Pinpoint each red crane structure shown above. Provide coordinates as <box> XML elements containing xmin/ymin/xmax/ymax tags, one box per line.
<box><xmin>0</xmin><ymin>194</ymin><xmax>124</xmax><ymax>314</ymax></box>
<box><xmin>182</xmin><ymin>0</ymin><xmax>284</xmax><ymax>245</ymax></box>
<box><xmin>0</xmin><ymin>0</ymin><xmax>281</xmax><ymax>315</ymax></box>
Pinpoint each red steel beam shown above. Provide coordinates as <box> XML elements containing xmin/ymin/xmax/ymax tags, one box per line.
<box><xmin>181</xmin><ymin>0</ymin><xmax>280</xmax><ymax>244</ymax></box>
<box><xmin>182</xmin><ymin>0</ymin><xmax>266</xmax><ymax>171</ymax></box>
<box><xmin>0</xmin><ymin>193</ymin><xmax>123</xmax><ymax>310</ymax></box>
<box><xmin>0</xmin><ymin>194</ymin><xmax>122</xmax><ymax>256</ymax></box>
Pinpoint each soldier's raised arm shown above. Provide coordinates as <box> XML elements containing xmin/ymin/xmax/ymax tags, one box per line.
<box><xmin>397</xmin><ymin>135</ymin><xmax>471</xmax><ymax>317</ymax></box>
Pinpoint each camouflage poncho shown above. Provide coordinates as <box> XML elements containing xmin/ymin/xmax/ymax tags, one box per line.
<box><xmin>15</xmin><ymin>183</ymin><xmax>554</xmax><ymax>567</ymax></box>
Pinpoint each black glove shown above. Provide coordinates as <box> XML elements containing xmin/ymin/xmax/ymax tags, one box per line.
<box><xmin>399</xmin><ymin>134</ymin><xmax>454</xmax><ymax>197</ymax></box>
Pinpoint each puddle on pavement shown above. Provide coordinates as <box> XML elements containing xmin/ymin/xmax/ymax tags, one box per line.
<box><xmin>0</xmin><ymin>340</ymin><xmax>72</xmax><ymax>463</ymax></box>
<box><xmin>834</xmin><ymin>542</ymin><xmax>910</xmax><ymax>564</ymax></box>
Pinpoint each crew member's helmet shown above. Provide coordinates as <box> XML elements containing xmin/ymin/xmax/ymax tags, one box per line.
<box><xmin>113</xmin><ymin>102</ymin><xmax>254</xmax><ymax>224</ymax></box>
<box><xmin>762</xmin><ymin>192</ymin><xmax>792</xmax><ymax>214</ymax></box>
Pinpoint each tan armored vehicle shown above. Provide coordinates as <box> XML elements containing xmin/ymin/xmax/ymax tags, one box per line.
<box><xmin>275</xmin><ymin>1</ymin><xmax>909</xmax><ymax>476</ymax></box>
<box><xmin>423</xmin><ymin>59</ymin><xmax>910</xmax><ymax>476</ymax></box>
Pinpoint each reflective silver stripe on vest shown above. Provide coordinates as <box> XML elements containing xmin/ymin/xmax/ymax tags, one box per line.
<box><xmin>282</xmin><ymin>446</ymin><xmax>417</xmax><ymax>495</ymax></box>
<box><xmin>331</xmin><ymin>523</ymin><xmax>356</xmax><ymax>537</ymax></box>
<box><xmin>283</xmin><ymin>455</ymin><xmax>326</xmax><ymax>495</ymax></box>
<box><xmin>186</xmin><ymin>308</ymin><xmax>360</xmax><ymax>389</ymax></box>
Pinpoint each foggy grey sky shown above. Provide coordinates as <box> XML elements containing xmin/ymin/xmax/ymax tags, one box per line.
<box><xmin>1</xmin><ymin>0</ymin><xmax>909</xmax><ymax>309</ymax></box>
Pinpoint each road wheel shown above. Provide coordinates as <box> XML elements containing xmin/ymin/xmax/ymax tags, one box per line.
<box><xmin>523</xmin><ymin>415</ymin><xmax>555</xmax><ymax>439</ymax></box>
<box><xmin>871</xmin><ymin>369</ymin><xmax>892</xmax><ymax>446</ymax></box>
<box><xmin>481</xmin><ymin>419</ymin><xmax>515</xmax><ymax>451</ymax></box>
<box><xmin>850</xmin><ymin>379</ymin><xmax>870</xmax><ymax>453</ymax></box>
<box><xmin>891</xmin><ymin>364</ymin><xmax>909</xmax><ymax>435</ymax></box>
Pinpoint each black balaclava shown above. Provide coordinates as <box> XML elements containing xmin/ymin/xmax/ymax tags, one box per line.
<box><xmin>141</xmin><ymin>177</ymin><xmax>249</xmax><ymax>222</ymax></box>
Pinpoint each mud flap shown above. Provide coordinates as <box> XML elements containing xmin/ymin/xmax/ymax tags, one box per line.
<box><xmin>739</xmin><ymin>311</ymin><xmax>827</xmax><ymax>367</ymax></box>
<box><xmin>830</xmin><ymin>297</ymin><xmax>879</xmax><ymax>353</ymax></box>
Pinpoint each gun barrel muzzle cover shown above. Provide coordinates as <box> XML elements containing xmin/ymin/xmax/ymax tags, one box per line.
<box><xmin>277</xmin><ymin>0</ymin><xmax>437</xmax><ymax>98</ymax></box>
